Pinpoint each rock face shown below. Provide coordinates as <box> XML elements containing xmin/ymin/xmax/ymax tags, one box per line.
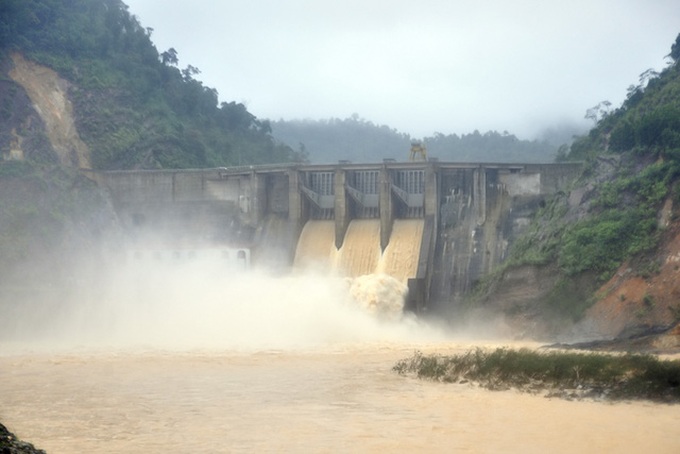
<box><xmin>7</xmin><ymin>54</ymin><xmax>91</xmax><ymax>169</ymax></box>
<box><xmin>573</xmin><ymin>220</ymin><xmax>680</xmax><ymax>343</ymax></box>
<box><xmin>0</xmin><ymin>54</ymin><xmax>123</xmax><ymax>291</ymax></box>
<box><xmin>477</xmin><ymin>154</ymin><xmax>680</xmax><ymax>349</ymax></box>
<box><xmin>0</xmin><ymin>423</ymin><xmax>45</xmax><ymax>454</ymax></box>
<box><xmin>0</xmin><ymin>60</ymin><xmax>52</xmax><ymax>164</ymax></box>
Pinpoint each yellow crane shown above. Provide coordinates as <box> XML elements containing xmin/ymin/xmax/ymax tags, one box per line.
<box><xmin>409</xmin><ymin>141</ymin><xmax>427</xmax><ymax>161</ymax></box>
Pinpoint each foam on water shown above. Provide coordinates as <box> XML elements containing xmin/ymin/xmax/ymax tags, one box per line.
<box><xmin>346</xmin><ymin>274</ymin><xmax>408</xmax><ymax>321</ymax></box>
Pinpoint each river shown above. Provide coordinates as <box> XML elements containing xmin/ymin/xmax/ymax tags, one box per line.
<box><xmin>1</xmin><ymin>342</ymin><xmax>679</xmax><ymax>453</ymax></box>
<box><xmin>1</xmin><ymin>259</ymin><xmax>678</xmax><ymax>452</ymax></box>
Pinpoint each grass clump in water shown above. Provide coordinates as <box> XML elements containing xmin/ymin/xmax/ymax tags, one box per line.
<box><xmin>393</xmin><ymin>348</ymin><xmax>680</xmax><ymax>402</ymax></box>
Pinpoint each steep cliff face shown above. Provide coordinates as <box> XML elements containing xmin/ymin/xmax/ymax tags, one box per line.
<box><xmin>577</xmin><ymin>216</ymin><xmax>680</xmax><ymax>342</ymax></box>
<box><xmin>477</xmin><ymin>153</ymin><xmax>680</xmax><ymax>348</ymax></box>
<box><xmin>0</xmin><ymin>59</ymin><xmax>50</xmax><ymax>163</ymax></box>
<box><xmin>0</xmin><ymin>54</ymin><xmax>119</xmax><ymax>292</ymax></box>
<box><xmin>4</xmin><ymin>54</ymin><xmax>90</xmax><ymax>168</ymax></box>
<box><xmin>485</xmin><ymin>219</ymin><xmax>680</xmax><ymax>345</ymax></box>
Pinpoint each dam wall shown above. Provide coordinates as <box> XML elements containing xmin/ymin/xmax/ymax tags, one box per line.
<box><xmin>85</xmin><ymin>161</ymin><xmax>582</xmax><ymax>312</ymax></box>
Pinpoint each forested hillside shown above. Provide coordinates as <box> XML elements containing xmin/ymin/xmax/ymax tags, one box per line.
<box><xmin>0</xmin><ymin>0</ymin><xmax>303</xmax><ymax>169</ymax></box>
<box><xmin>425</xmin><ymin>130</ymin><xmax>557</xmax><ymax>162</ymax></box>
<box><xmin>473</xmin><ymin>34</ymin><xmax>680</xmax><ymax>341</ymax></box>
<box><xmin>271</xmin><ymin>116</ymin><xmax>559</xmax><ymax>163</ymax></box>
<box><xmin>270</xmin><ymin>116</ymin><xmax>411</xmax><ymax>163</ymax></box>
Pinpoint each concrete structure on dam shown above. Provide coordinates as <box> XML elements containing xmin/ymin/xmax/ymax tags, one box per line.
<box><xmin>85</xmin><ymin>161</ymin><xmax>582</xmax><ymax>313</ymax></box>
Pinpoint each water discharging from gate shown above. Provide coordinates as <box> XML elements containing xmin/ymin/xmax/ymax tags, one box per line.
<box><xmin>293</xmin><ymin>219</ymin><xmax>424</xmax><ymax>283</ymax></box>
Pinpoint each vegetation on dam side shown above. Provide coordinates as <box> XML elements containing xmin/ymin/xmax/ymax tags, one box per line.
<box><xmin>468</xmin><ymin>33</ymin><xmax>680</xmax><ymax>346</ymax></box>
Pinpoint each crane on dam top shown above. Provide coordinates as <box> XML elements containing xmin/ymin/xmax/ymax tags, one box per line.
<box><xmin>409</xmin><ymin>141</ymin><xmax>427</xmax><ymax>161</ymax></box>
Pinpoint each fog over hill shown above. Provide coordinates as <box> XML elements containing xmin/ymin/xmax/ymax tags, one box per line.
<box><xmin>270</xmin><ymin>116</ymin><xmax>569</xmax><ymax>164</ymax></box>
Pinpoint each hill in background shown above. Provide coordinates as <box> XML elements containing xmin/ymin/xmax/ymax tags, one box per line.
<box><xmin>271</xmin><ymin>115</ymin><xmax>566</xmax><ymax>164</ymax></box>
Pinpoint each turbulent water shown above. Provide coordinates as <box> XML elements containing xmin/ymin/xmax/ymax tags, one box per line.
<box><xmin>1</xmin><ymin>233</ymin><xmax>679</xmax><ymax>452</ymax></box>
<box><xmin>294</xmin><ymin>219</ymin><xmax>423</xmax><ymax>282</ymax></box>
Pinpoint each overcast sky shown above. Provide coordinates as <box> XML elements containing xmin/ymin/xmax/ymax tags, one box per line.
<box><xmin>124</xmin><ymin>0</ymin><xmax>679</xmax><ymax>140</ymax></box>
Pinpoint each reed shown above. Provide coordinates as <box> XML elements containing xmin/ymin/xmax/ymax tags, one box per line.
<box><xmin>393</xmin><ymin>348</ymin><xmax>680</xmax><ymax>402</ymax></box>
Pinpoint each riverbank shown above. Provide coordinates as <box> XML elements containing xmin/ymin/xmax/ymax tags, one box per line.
<box><xmin>393</xmin><ymin>347</ymin><xmax>680</xmax><ymax>402</ymax></box>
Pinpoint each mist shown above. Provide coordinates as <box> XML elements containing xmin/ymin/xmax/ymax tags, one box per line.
<box><xmin>0</xmin><ymin>252</ymin><xmax>451</xmax><ymax>354</ymax></box>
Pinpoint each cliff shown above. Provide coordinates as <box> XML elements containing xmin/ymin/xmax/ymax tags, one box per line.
<box><xmin>2</xmin><ymin>53</ymin><xmax>89</xmax><ymax>168</ymax></box>
<box><xmin>470</xmin><ymin>36</ymin><xmax>680</xmax><ymax>349</ymax></box>
<box><xmin>0</xmin><ymin>54</ymin><xmax>121</xmax><ymax>296</ymax></box>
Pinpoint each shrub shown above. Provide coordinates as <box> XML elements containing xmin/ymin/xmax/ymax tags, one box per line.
<box><xmin>394</xmin><ymin>348</ymin><xmax>680</xmax><ymax>402</ymax></box>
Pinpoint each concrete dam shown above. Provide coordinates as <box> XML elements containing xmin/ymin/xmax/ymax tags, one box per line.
<box><xmin>85</xmin><ymin>161</ymin><xmax>582</xmax><ymax>313</ymax></box>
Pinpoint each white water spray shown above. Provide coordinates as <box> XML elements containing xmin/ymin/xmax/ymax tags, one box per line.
<box><xmin>1</xmin><ymin>256</ymin><xmax>443</xmax><ymax>353</ymax></box>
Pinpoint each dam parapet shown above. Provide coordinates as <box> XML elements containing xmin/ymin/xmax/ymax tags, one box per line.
<box><xmin>84</xmin><ymin>161</ymin><xmax>582</xmax><ymax>312</ymax></box>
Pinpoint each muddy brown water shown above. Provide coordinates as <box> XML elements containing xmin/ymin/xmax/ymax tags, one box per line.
<box><xmin>1</xmin><ymin>342</ymin><xmax>679</xmax><ymax>453</ymax></box>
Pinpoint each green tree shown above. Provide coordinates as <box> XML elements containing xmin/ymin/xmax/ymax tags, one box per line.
<box><xmin>160</xmin><ymin>47</ymin><xmax>178</xmax><ymax>66</ymax></box>
<box><xmin>669</xmin><ymin>33</ymin><xmax>680</xmax><ymax>63</ymax></box>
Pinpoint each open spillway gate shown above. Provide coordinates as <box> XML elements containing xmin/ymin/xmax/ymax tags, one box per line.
<box><xmin>295</xmin><ymin>165</ymin><xmax>436</xmax><ymax>312</ymax></box>
<box><xmin>85</xmin><ymin>161</ymin><xmax>582</xmax><ymax>314</ymax></box>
